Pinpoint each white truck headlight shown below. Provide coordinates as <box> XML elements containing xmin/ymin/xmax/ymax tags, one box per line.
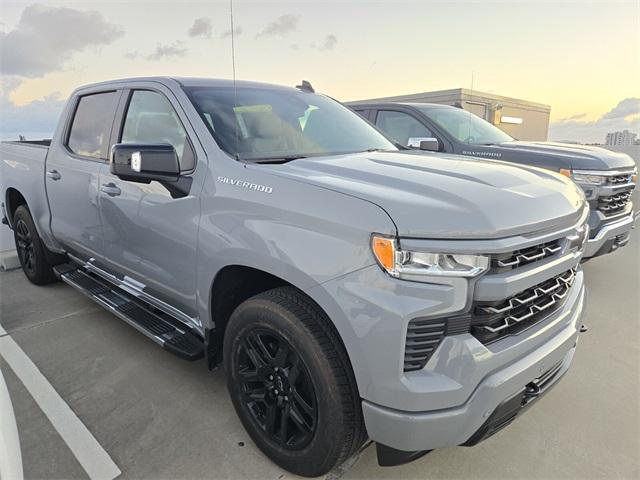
<box><xmin>560</xmin><ymin>168</ymin><xmax>608</xmax><ymax>185</ymax></box>
<box><xmin>371</xmin><ymin>235</ymin><xmax>489</xmax><ymax>280</ymax></box>
<box><xmin>571</xmin><ymin>172</ymin><xmax>607</xmax><ymax>185</ymax></box>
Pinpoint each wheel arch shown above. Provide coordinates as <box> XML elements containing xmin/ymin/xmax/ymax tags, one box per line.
<box><xmin>206</xmin><ymin>263</ymin><xmax>360</xmax><ymax>390</ymax></box>
<box><xmin>4</xmin><ymin>187</ymin><xmax>28</xmax><ymax>228</ymax></box>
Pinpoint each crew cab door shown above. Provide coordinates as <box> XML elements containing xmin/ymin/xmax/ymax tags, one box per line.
<box><xmin>46</xmin><ymin>89</ymin><xmax>122</xmax><ymax>261</ymax></box>
<box><xmin>98</xmin><ymin>86</ymin><xmax>203</xmax><ymax>318</ymax></box>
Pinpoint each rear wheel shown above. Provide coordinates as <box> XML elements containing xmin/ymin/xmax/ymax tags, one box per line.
<box><xmin>13</xmin><ymin>205</ymin><xmax>61</xmax><ymax>285</ymax></box>
<box><xmin>224</xmin><ymin>287</ymin><xmax>365</xmax><ymax>477</ymax></box>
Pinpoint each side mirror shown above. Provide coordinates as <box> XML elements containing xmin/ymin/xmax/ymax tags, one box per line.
<box><xmin>110</xmin><ymin>143</ymin><xmax>180</xmax><ymax>183</ymax></box>
<box><xmin>407</xmin><ymin>137</ymin><xmax>440</xmax><ymax>152</ymax></box>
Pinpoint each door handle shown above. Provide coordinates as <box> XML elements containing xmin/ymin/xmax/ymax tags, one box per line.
<box><xmin>100</xmin><ymin>183</ymin><xmax>122</xmax><ymax>197</ymax></box>
<box><xmin>46</xmin><ymin>170</ymin><xmax>61</xmax><ymax>181</ymax></box>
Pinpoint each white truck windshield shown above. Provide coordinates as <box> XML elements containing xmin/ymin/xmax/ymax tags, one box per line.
<box><xmin>185</xmin><ymin>86</ymin><xmax>397</xmax><ymax>161</ymax></box>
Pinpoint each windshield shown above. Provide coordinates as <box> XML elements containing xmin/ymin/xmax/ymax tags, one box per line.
<box><xmin>418</xmin><ymin>106</ymin><xmax>514</xmax><ymax>145</ymax></box>
<box><xmin>185</xmin><ymin>86</ymin><xmax>396</xmax><ymax>161</ymax></box>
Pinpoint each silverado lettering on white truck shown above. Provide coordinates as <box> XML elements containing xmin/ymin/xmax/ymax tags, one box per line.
<box><xmin>1</xmin><ymin>77</ymin><xmax>588</xmax><ymax>477</ymax></box>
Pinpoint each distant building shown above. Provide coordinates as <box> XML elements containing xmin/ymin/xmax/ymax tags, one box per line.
<box><xmin>605</xmin><ymin>130</ymin><xmax>637</xmax><ymax>146</ymax></box>
<box><xmin>349</xmin><ymin>88</ymin><xmax>551</xmax><ymax>141</ymax></box>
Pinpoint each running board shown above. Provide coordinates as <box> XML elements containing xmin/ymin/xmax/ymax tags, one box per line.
<box><xmin>53</xmin><ymin>263</ymin><xmax>204</xmax><ymax>361</ymax></box>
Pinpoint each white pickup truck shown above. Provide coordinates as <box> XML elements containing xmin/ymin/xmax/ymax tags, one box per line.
<box><xmin>2</xmin><ymin>77</ymin><xmax>589</xmax><ymax>476</ymax></box>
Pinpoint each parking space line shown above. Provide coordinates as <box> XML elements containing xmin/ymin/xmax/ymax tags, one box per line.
<box><xmin>0</xmin><ymin>367</ymin><xmax>23</xmax><ymax>480</ymax></box>
<box><xmin>0</xmin><ymin>324</ymin><xmax>121</xmax><ymax>480</ymax></box>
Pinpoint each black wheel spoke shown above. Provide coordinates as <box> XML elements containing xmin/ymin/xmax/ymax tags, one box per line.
<box><xmin>292</xmin><ymin>390</ymin><xmax>314</xmax><ymax>416</ymax></box>
<box><xmin>279</xmin><ymin>404</ymin><xmax>290</xmax><ymax>446</ymax></box>
<box><xmin>246</xmin><ymin>388</ymin><xmax>266</xmax><ymax>402</ymax></box>
<box><xmin>273</xmin><ymin>343</ymin><xmax>289</xmax><ymax>367</ymax></box>
<box><xmin>244</xmin><ymin>337</ymin><xmax>268</xmax><ymax>368</ymax></box>
<box><xmin>287</xmin><ymin>357</ymin><xmax>300</xmax><ymax>385</ymax></box>
<box><xmin>251</xmin><ymin>332</ymin><xmax>274</xmax><ymax>364</ymax></box>
<box><xmin>265</xmin><ymin>403</ymin><xmax>278</xmax><ymax>435</ymax></box>
<box><xmin>238</xmin><ymin>368</ymin><xmax>260</xmax><ymax>383</ymax></box>
<box><xmin>289</xmin><ymin>404</ymin><xmax>311</xmax><ymax>433</ymax></box>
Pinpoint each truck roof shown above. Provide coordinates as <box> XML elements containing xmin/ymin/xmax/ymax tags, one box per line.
<box><xmin>72</xmin><ymin>76</ymin><xmax>300</xmax><ymax>93</ymax></box>
<box><xmin>347</xmin><ymin>101</ymin><xmax>455</xmax><ymax>110</ymax></box>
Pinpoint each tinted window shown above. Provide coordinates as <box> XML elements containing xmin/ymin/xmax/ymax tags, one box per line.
<box><xmin>353</xmin><ymin>109</ymin><xmax>370</xmax><ymax>120</ymax></box>
<box><xmin>417</xmin><ymin>106</ymin><xmax>513</xmax><ymax>145</ymax></box>
<box><xmin>67</xmin><ymin>92</ymin><xmax>119</xmax><ymax>159</ymax></box>
<box><xmin>375</xmin><ymin>110</ymin><xmax>433</xmax><ymax>146</ymax></box>
<box><xmin>185</xmin><ymin>86</ymin><xmax>396</xmax><ymax>161</ymax></box>
<box><xmin>121</xmin><ymin>90</ymin><xmax>194</xmax><ymax>171</ymax></box>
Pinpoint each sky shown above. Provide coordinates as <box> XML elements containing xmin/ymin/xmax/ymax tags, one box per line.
<box><xmin>1</xmin><ymin>0</ymin><xmax>639</xmax><ymax>142</ymax></box>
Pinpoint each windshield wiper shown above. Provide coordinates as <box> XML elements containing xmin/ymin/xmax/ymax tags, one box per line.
<box><xmin>245</xmin><ymin>155</ymin><xmax>308</xmax><ymax>164</ymax></box>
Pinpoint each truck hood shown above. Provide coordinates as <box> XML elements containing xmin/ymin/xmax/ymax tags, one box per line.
<box><xmin>495</xmin><ymin>141</ymin><xmax>636</xmax><ymax>171</ymax></box>
<box><xmin>270</xmin><ymin>151</ymin><xmax>586</xmax><ymax>239</ymax></box>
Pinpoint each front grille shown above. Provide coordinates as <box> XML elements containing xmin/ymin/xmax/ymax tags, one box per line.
<box><xmin>598</xmin><ymin>190</ymin><xmax>632</xmax><ymax>216</ymax></box>
<box><xmin>491</xmin><ymin>239</ymin><xmax>563</xmax><ymax>272</ymax></box>
<box><xmin>606</xmin><ymin>173</ymin><xmax>633</xmax><ymax>185</ymax></box>
<box><xmin>470</xmin><ymin>267</ymin><xmax>577</xmax><ymax>344</ymax></box>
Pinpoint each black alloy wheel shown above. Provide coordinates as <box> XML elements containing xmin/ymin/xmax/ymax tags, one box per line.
<box><xmin>12</xmin><ymin>205</ymin><xmax>63</xmax><ymax>285</ymax></box>
<box><xmin>224</xmin><ymin>287</ymin><xmax>366</xmax><ymax>477</ymax></box>
<box><xmin>15</xmin><ymin>218</ymin><xmax>36</xmax><ymax>276</ymax></box>
<box><xmin>236</xmin><ymin>328</ymin><xmax>318</xmax><ymax>450</ymax></box>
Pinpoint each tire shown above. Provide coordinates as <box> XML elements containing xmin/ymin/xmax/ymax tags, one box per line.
<box><xmin>223</xmin><ymin>287</ymin><xmax>366</xmax><ymax>477</ymax></box>
<box><xmin>13</xmin><ymin>205</ymin><xmax>62</xmax><ymax>285</ymax></box>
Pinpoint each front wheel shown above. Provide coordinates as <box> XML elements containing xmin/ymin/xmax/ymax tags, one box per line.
<box><xmin>223</xmin><ymin>287</ymin><xmax>366</xmax><ymax>477</ymax></box>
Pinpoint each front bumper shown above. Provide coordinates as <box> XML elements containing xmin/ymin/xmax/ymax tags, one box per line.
<box><xmin>362</xmin><ymin>282</ymin><xmax>584</xmax><ymax>452</ymax></box>
<box><xmin>584</xmin><ymin>211</ymin><xmax>634</xmax><ymax>258</ymax></box>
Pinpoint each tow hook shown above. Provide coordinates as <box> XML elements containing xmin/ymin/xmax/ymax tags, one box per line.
<box><xmin>579</xmin><ymin>324</ymin><xmax>588</xmax><ymax>333</ymax></box>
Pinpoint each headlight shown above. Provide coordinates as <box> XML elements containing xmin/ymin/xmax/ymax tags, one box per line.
<box><xmin>560</xmin><ymin>168</ymin><xmax>607</xmax><ymax>185</ymax></box>
<box><xmin>371</xmin><ymin>235</ymin><xmax>489</xmax><ymax>280</ymax></box>
<box><xmin>571</xmin><ymin>172</ymin><xmax>607</xmax><ymax>185</ymax></box>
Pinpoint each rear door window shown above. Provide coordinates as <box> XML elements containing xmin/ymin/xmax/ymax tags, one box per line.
<box><xmin>67</xmin><ymin>91</ymin><xmax>119</xmax><ymax>159</ymax></box>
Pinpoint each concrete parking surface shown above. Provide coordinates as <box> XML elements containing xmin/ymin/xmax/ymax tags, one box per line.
<box><xmin>1</xmin><ymin>221</ymin><xmax>638</xmax><ymax>479</ymax></box>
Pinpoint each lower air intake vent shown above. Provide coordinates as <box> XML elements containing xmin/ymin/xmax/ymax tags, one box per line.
<box><xmin>404</xmin><ymin>317</ymin><xmax>470</xmax><ymax>372</ymax></box>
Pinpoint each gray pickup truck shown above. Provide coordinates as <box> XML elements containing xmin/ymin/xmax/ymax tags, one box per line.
<box><xmin>2</xmin><ymin>77</ymin><xmax>588</xmax><ymax>476</ymax></box>
<box><xmin>348</xmin><ymin>102</ymin><xmax>636</xmax><ymax>259</ymax></box>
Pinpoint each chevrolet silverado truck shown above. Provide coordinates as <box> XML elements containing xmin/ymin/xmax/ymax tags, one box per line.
<box><xmin>348</xmin><ymin>101</ymin><xmax>636</xmax><ymax>259</ymax></box>
<box><xmin>2</xmin><ymin>77</ymin><xmax>589</xmax><ymax>476</ymax></box>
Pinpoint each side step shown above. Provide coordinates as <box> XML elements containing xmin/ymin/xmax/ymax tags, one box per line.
<box><xmin>53</xmin><ymin>263</ymin><xmax>204</xmax><ymax>361</ymax></box>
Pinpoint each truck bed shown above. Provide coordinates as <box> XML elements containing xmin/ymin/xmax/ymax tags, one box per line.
<box><xmin>1</xmin><ymin>140</ymin><xmax>51</xmax><ymax>231</ymax></box>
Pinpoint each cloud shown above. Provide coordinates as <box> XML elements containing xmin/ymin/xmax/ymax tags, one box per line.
<box><xmin>256</xmin><ymin>14</ymin><xmax>299</xmax><ymax>38</ymax></box>
<box><xmin>0</xmin><ymin>4</ymin><xmax>123</xmax><ymax>78</ymax></box>
<box><xmin>557</xmin><ymin>113</ymin><xmax>587</xmax><ymax>122</ymax></box>
<box><xmin>602</xmin><ymin>98</ymin><xmax>640</xmax><ymax>120</ymax></box>
<box><xmin>310</xmin><ymin>34</ymin><xmax>337</xmax><ymax>51</ymax></box>
<box><xmin>188</xmin><ymin>18</ymin><xmax>213</xmax><ymax>38</ymax></box>
<box><xmin>549</xmin><ymin>98</ymin><xmax>640</xmax><ymax>144</ymax></box>
<box><xmin>220</xmin><ymin>26</ymin><xmax>242</xmax><ymax>38</ymax></box>
<box><xmin>0</xmin><ymin>93</ymin><xmax>66</xmax><ymax>139</ymax></box>
<box><xmin>146</xmin><ymin>41</ymin><xmax>188</xmax><ymax>60</ymax></box>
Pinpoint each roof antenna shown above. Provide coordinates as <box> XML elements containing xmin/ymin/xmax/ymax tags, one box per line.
<box><xmin>229</xmin><ymin>0</ymin><xmax>240</xmax><ymax>160</ymax></box>
<box><xmin>467</xmin><ymin>70</ymin><xmax>474</xmax><ymax>145</ymax></box>
<box><xmin>296</xmin><ymin>80</ymin><xmax>315</xmax><ymax>93</ymax></box>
